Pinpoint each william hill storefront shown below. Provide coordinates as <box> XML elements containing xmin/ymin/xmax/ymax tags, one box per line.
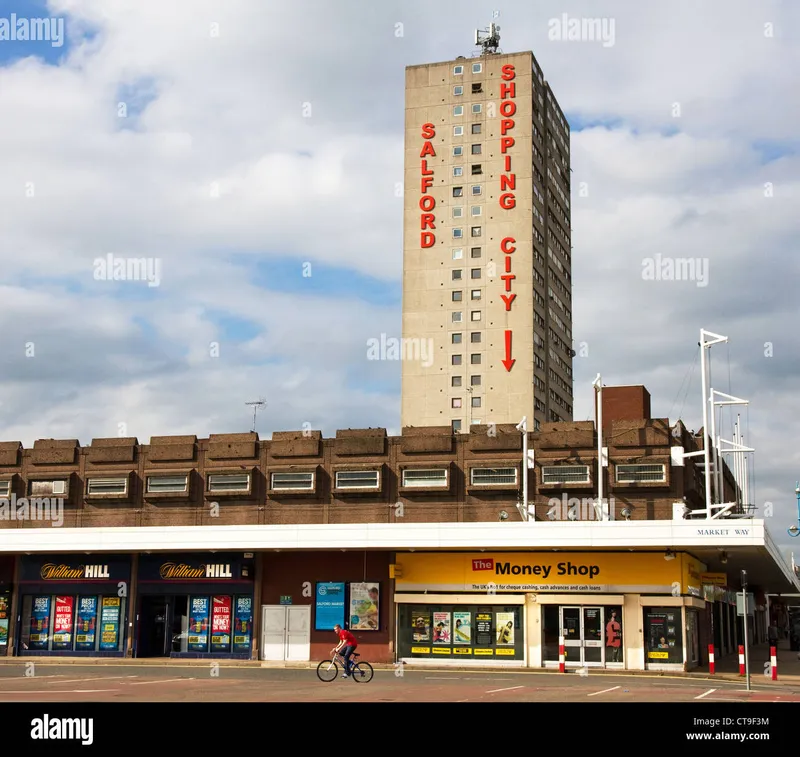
<box><xmin>16</xmin><ymin>554</ymin><xmax>131</xmax><ymax>657</ymax></box>
<box><xmin>135</xmin><ymin>553</ymin><xmax>255</xmax><ymax>659</ymax></box>
<box><xmin>394</xmin><ymin>551</ymin><xmax>707</xmax><ymax>671</ymax></box>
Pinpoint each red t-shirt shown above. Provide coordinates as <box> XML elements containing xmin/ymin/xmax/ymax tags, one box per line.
<box><xmin>338</xmin><ymin>629</ymin><xmax>357</xmax><ymax>647</ymax></box>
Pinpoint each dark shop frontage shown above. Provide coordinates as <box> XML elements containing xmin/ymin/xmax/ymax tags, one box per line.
<box><xmin>0</xmin><ymin>555</ymin><xmax>14</xmax><ymax>656</ymax></box>
<box><xmin>134</xmin><ymin>552</ymin><xmax>255</xmax><ymax>659</ymax></box>
<box><xmin>14</xmin><ymin>554</ymin><xmax>131</xmax><ymax>657</ymax></box>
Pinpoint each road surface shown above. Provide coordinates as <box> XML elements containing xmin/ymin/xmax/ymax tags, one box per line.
<box><xmin>1</xmin><ymin>665</ymin><xmax>798</xmax><ymax>702</ymax></box>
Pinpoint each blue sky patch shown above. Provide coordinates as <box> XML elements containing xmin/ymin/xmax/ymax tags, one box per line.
<box><xmin>115</xmin><ymin>77</ymin><xmax>160</xmax><ymax>129</ymax></box>
<box><xmin>0</xmin><ymin>0</ymin><xmax>72</xmax><ymax>66</ymax></box>
<box><xmin>230</xmin><ymin>255</ymin><xmax>401</xmax><ymax>307</ymax></box>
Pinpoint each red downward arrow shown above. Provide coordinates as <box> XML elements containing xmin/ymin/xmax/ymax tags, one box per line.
<box><xmin>502</xmin><ymin>330</ymin><xmax>515</xmax><ymax>371</ymax></box>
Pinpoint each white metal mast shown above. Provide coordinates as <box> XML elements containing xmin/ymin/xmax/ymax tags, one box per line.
<box><xmin>699</xmin><ymin>330</ymin><xmax>727</xmax><ymax>516</ymax></box>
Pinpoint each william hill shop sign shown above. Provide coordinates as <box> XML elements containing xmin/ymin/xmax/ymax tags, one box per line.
<box><xmin>19</xmin><ymin>556</ymin><xmax>131</xmax><ymax>587</ymax></box>
<box><xmin>395</xmin><ymin>552</ymin><xmax>706</xmax><ymax>594</ymax></box>
<box><xmin>41</xmin><ymin>564</ymin><xmax>110</xmax><ymax>580</ymax></box>
<box><xmin>136</xmin><ymin>553</ymin><xmax>252</xmax><ymax>589</ymax></box>
<box><xmin>159</xmin><ymin>563</ymin><xmax>233</xmax><ymax>580</ymax></box>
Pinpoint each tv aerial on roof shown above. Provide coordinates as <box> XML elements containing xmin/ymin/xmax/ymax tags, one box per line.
<box><xmin>475</xmin><ymin>21</ymin><xmax>501</xmax><ymax>54</ymax></box>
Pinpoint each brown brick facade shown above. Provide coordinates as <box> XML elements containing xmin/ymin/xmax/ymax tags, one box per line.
<box><xmin>0</xmin><ymin>414</ymin><xmax>742</xmax><ymax>529</ymax></box>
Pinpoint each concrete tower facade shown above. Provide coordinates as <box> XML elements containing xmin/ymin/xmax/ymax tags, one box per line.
<box><xmin>401</xmin><ymin>49</ymin><xmax>574</xmax><ymax>432</ymax></box>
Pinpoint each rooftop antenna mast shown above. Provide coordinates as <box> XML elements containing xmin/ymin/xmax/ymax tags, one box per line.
<box><xmin>475</xmin><ymin>19</ymin><xmax>501</xmax><ymax>55</ymax></box>
<box><xmin>245</xmin><ymin>398</ymin><xmax>266</xmax><ymax>433</ymax></box>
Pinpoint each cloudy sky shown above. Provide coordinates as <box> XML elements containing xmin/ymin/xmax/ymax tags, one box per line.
<box><xmin>1</xmin><ymin>1</ymin><xmax>798</xmax><ymax>554</ymax></box>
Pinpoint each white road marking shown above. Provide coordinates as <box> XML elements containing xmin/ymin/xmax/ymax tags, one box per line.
<box><xmin>425</xmin><ymin>677</ymin><xmax>461</xmax><ymax>680</ymax></box>
<box><xmin>129</xmin><ymin>677</ymin><xmax>194</xmax><ymax>685</ymax></box>
<box><xmin>695</xmin><ymin>689</ymin><xmax>716</xmax><ymax>699</ymax></box>
<box><xmin>42</xmin><ymin>676</ymin><xmax>138</xmax><ymax>684</ymax></box>
<box><xmin>464</xmin><ymin>677</ymin><xmax>512</xmax><ymax>680</ymax></box>
<box><xmin>588</xmin><ymin>686</ymin><xmax>620</xmax><ymax>696</ymax></box>
<box><xmin>486</xmin><ymin>685</ymin><xmax>525</xmax><ymax>693</ymax></box>
<box><xmin>0</xmin><ymin>675</ymin><xmax>64</xmax><ymax>681</ymax></box>
<box><xmin>0</xmin><ymin>689</ymin><xmax>118</xmax><ymax>694</ymax></box>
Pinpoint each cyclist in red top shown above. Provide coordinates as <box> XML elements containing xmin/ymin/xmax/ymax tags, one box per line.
<box><xmin>332</xmin><ymin>624</ymin><xmax>358</xmax><ymax>678</ymax></box>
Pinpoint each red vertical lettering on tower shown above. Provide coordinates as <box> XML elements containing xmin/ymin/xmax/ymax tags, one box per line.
<box><xmin>499</xmin><ymin>66</ymin><xmax>517</xmax><ymax>371</ymax></box>
<box><xmin>420</xmin><ymin>123</ymin><xmax>436</xmax><ymax>248</ymax></box>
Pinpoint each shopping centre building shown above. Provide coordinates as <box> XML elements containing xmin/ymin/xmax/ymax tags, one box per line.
<box><xmin>0</xmin><ymin>387</ymin><xmax>797</xmax><ymax>670</ymax></box>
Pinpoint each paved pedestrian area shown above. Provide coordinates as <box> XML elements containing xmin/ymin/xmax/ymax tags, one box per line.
<box><xmin>1</xmin><ymin>665</ymin><xmax>799</xmax><ymax>702</ymax></box>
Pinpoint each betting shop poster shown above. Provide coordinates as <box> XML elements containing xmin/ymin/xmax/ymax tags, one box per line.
<box><xmin>52</xmin><ymin>596</ymin><xmax>75</xmax><ymax>649</ymax></box>
<box><xmin>0</xmin><ymin>594</ymin><xmax>9</xmax><ymax>647</ymax></box>
<box><xmin>188</xmin><ymin>596</ymin><xmax>210</xmax><ymax>651</ymax></box>
<box><xmin>233</xmin><ymin>596</ymin><xmax>252</xmax><ymax>652</ymax></box>
<box><xmin>99</xmin><ymin>597</ymin><xmax>121</xmax><ymax>651</ymax></box>
<box><xmin>211</xmin><ymin>596</ymin><xmax>232</xmax><ymax>651</ymax></box>
<box><xmin>75</xmin><ymin>596</ymin><xmax>98</xmax><ymax>650</ymax></box>
<box><xmin>30</xmin><ymin>596</ymin><xmax>51</xmax><ymax>649</ymax></box>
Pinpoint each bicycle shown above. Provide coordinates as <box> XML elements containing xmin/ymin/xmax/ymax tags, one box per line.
<box><xmin>316</xmin><ymin>650</ymin><xmax>374</xmax><ymax>683</ymax></box>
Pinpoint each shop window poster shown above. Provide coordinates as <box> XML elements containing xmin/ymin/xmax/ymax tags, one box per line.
<box><xmin>75</xmin><ymin>597</ymin><xmax>98</xmax><ymax>651</ymax></box>
<box><xmin>645</xmin><ymin>609</ymin><xmax>683</xmax><ymax>664</ymax></box>
<box><xmin>0</xmin><ymin>594</ymin><xmax>9</xmax><ymax>647</ymax></box>
<box><xmin>211</xmin><ymin>596</ymin><xmax>232</xmax><ymax>651</ymax></box>
<box><xmin>349</xmin><ymin>582</ymin><xmax>379</xmax><ymax>631</ymax></box>
<box><xmin>475</xmin><ymin>611</ymin><xmax>492</xmax><ymax>646</ymax></box>
<box><xmin>412</xmin><ymin>610</ymin><xmax>431</xmax><ymax>642</ymax></box>
<box><xmin>233</xmin><ymin>596</ymin><xmax>252</xmax><ymax>652</ymax></box>
<box><xmin>453</xmin><ymin>611</ymin><xmax>471</xmax><ymax>644</ymax></box>
<box><xmin>52</xmin><ymin>596</ymin><xmax>75</xmax><ymax>649</ymax></box>
<box><xmin>99</xmin><ymin>597</ymin><xmax>121</xmax><ymax>651</ymax></box>
<box><xmin>188</xmin><ymin>596</ymin><xmax>210</xmax><ymax>651</ymax></box>
<box><xmin>30</xmin><ymin>595</ymin><xmax>51</xmax><ymax>650</ymax></box>
<box><xmin>433</xmin><ymin>612</ymin><xmax>451</xmax><ymax>644</ymax></box>
<box><xmin>315</xmin><ymin>582</ymin><xmax>346</xmax><ymax>631</ymax></box>
<box><xmin>604</xmin><ymin>607</ymin><xmax>622</xmax><ymax>663</ymax></box>
<box><xmin>495</xmin><ymin>611</ymin><xmax>515</xmax><ymax>645</ymax></box>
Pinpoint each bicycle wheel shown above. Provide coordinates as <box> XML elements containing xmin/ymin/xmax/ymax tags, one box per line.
<box><xmin>316</xmin><ymin>659</ymin><xmax>339</xmax><ymax>682</ymax></box>
<box><xmin>352</xmin><ymin>661</ymin><xmax>374</xmax><ymax>683</ymax></box>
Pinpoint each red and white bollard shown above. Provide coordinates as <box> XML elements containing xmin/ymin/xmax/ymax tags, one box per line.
<box><xmin>738</xmin><ymin>645</ymin><xmax>745</xmax><ymax>676</ymax></box>
<box><xmin>770</xmin><ymin>646</ymin><xmax>778</xmax><ymax>680</ymax></box>
<box><xmin>559</xmin><ymin>636</ymin><xmax>565</xmax><ymax>673</ymax></box>
<box><xmin>708</xmin><ymin>644</ymin><xmax>715</xmax><ymax>675</ymax></box>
